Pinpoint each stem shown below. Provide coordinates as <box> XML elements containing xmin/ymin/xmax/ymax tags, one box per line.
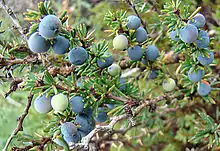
<box><xmin>188</xmin><ymin>7</ymin><xmax>202</xmax><ymax>20</ymax></box>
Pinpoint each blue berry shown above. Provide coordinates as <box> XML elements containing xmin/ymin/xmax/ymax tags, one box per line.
<box><xmin>197</xmin><ymin>52</ymin><xmax>214</xmax><ymax>65</ymax></box>
<box><xmin>127</xmin><ymin>45</ymin><xmax>143</xmax><ymax>61</ymax></box>
<box><xmin>188</xmin><ymin>68</ymin><xmax>204</xmax><ymax>82</ymax></box>
<box><xmin>127</xmin><ymin>15</ymin><xmax>141</xmax><ymax>29</ymax></box>
<box><xmin>97</xmin><ymin>52</ymin><xmax>114</xmax><ymax>68</ymax></box>
<box><xmin>52</xmin><ymin>36</ymin><xmax>70</xmax><ymax>54</ymax></box>
<box><xmin>68</xmin><ymin>47</ymin><xmax>88</xmax><ymax>65</ymax></box>
<box><xmin>28</xmin><ymin>32</ymin><xmax>51</xmax><ymax>53</ymax></box>
<box><xmin>63</xmin><ymin>131</ymin><xmax>81</xmax><ymax>143</ymax></box>
<box><xmin>198</xmin><ymin>30</ymin><xmax>208</xmax><ymax>37</ymax></box>
<box><xmin>113</xmin><ymin>35</ymin><xmax>128</xmax><ymax>50</ymax></box>
<box><xmin>39</xmin><ymin>15</ymin><xmax>61</xmax><ymax>39</ymax></box>
<box><xmin>94</xmin><ymin>107</ymin><xmax>108</xmax><ymax>123</ymax></box>
<box><xmin>135</xmin><ymin>27</ymin><xmax>148</xmax><ymax>43</ymax></box>
<box><xmin>148</xmin><ymin>70</ymin><xmax>158</xmax><ymax>79</ymax></box>
<box><xmin>119</xmin><ymin>78</ymin><xmax>127</xmax><ymax>91</ymax></box>
<box><xmin>34</xmin><ymin>95</ymin><xmax>52</xmax><ymax>114</ymax></box>
<box><xmin>61</xmin><ymin>122</ymin><xmax>77</xmax><ymax>136</ymax></box>
<box><xmin>74</xmin><ymin>114</ymin><xmax>94</xmax><ymax>133</ymax></box>
<box><xmin>144</xmin><ymin>45</ymin><xmax>159</xmax><ymax>61</ymax></box>
<box><xmin>169</xmin><ymin>30</ymin><xmax>180</xmax><ymax>41</ymax></box>
<box><xmin>180</xmin><ymin>24</ymin><xmax>198</xmax><ymax>43</ymax></box>
<box><xmin>197</xmin><ymin>81</ymin><xmax>211</xmax><ymax>96</ymax></box>
<box><xmin>70</xmin><ymin>96</ymin><xmax>85</xmax><ymax>113</ymax></box>
<box><xmin>196</xmin><ymin>36</ymin><xmax>210</xmax><ymax>49</ymax></box>
<box><xmin>189</xmin><ymin>13</ymin><xmax>206</xmax><ymax>28</ymax></box>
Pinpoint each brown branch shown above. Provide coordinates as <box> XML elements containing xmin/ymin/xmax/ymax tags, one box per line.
<box><xmin>5</xmin><ymin>78</ymin><xmax>23</xmax><ymax>97</ymax></box>
<box><xmin>3</xmin><ymin>93</ymin><xmax>34</xmax><ymax>151</ymax></box>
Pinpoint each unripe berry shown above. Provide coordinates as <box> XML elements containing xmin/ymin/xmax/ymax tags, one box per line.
<box><xmin>180</xmin><ymin>24</ymin><xmax>198</xmax><ymax>43</ymax></box>
<box><xmin>34</xmin><ymin>95</ymin><xmax>52</xmax><ymax>114</ymax></box>
<box><xmin>162</xmin><ymin>78</ymin><xmax>176</xmax><ymax>92</ymax></box>
<box><xmin>108</xmin><ymin>63</ymin><xmax>121</xmax><ymax>76</ymax></box>
<box><xmin>39</xmin><ymin>15</ymin><xmax>61</xmax><ymax>39</ymax></box>
<box><xmin>127</xmin><ymin>45</ymin><xmax>143</xmax><ymax>61</ymax></box>
<box><xmin>28</xmin><ymin>32</ymin><xmax>51</xmax><ymax>53</ymax></box>
<box><xmin>113</xmin><ymin>35</ymin><xmax>128</xmax><ymax>50</ymax></box>
<box><xmin>197</xmin><ymin>52</ymin><xmax>214</xmax><ymax>65</ymax></box>
<box><xmin>97</xmin><ymin>52</ymin><xmax>114</xmax><ymax>68</ymax></box>
<box><xmin>127</xmin><ymin>15</ymin><xmax>141</xmax><ymax>29</ymax></box>
<box><xmin>51</xmin><ymin>93</ymin><xmax>68</xmax><ymax>112</ymax></box>
<box><xmin>144</xmin><ymin>45</ymin><xmax>159</xmax><ymax>61</ymax></box>
<box><xmin>68</xmin><ymin>47</ymin><xmax>88</xmax><ymax>65</ymax></box>
<box><xmin>135</xmin><ymin>27</ymin><xmax>148</xmax><ymax>43</ymax></box>
<box><xmin>61</xmin><ymin>122</ymin><xmax>77</xmax><ymax>136</ymax></box>
<box><xmin>52</xmin><ymin>36</ymin><xmax>70</xmax><ymax>54</ymax></box>
<box><xmin>169</xmin><ymin>30</ymin><xmax>180</xmax><ymax>41</ymax></box>
<box><xmin>70</xmin><ymin>96</ymin><xmax>85</xmax><ymax>113</ymax></box>
<box><xmin>188</xmin><ymin>68</ymin><xmax>204</xmax><ymax>82</ymax></box>
<box><xmin>197</xmin><ymin>81</ymin><xmax>211</xmax><ymax>96</ymax></box>
<box><xmin>189</xmin><ymin>13</ymin><xmax>206</xmax><ymax>28</ymax></box>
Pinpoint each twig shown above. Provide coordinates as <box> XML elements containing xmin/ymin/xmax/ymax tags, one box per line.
<box><xmin>3</xmin><ymin>93</ymin><xmax>34</xmax><ymax>151</ymax></box>
<box><xmin>5</xmin><ymin>78</ymin><xmax>23</xmax><ymax>97</ymax></box>
<box><xmin>0</xmin><ymin>0</ymin><xmax>27</xmax><ymax>41</ymax></box>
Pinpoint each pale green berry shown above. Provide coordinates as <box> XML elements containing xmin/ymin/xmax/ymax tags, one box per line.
<box><xmin>108</xmin><ymin>63</ymin><xmax>121</xmax><ymax>76</ymax></box>
<box><xmin>113</xmin><ymin>35</ymin><xmax>128</xmax><ymax>50</ymax></box>
<box><xmin>162</xmin><ymin>78</ymin><xmax>176</xmax><ymax>92</ymax></box>
<box><xmin>51</xmin><ymin>93</ymin><xmax>68</xmax><ymax>111</ymax></box>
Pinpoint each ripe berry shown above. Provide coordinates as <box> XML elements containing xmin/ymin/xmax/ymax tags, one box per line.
<box><xmin>196</xmin><ymin>36</ymin><xmax>210</xmax><ymax>49</ymax></box>
<box><xmin>127</xmin><ymin>15</ymin><xmax>141</xmax><ymax>29</ymax></box>
<box><xmin>135</xmin><ymin>27</ymin><xmax>148</xmax><ymax>43</ymax></box>
<box><xmin>52</xmin><ymin>36</ymin><xmax>70</xmax><ymax>54</ymax></box>
<box><xmin>34</xmin><ymin>95</ymin><xmax>52</xmax><ymax>114</ymax></box>
<box><xmin>144</xmin><ymin>45</ymin><xmax>159</xmax><ymax>61</ymax></box>
<box><xmin>189</xmin><ymin>13</ymin><xmax>206</xmax><ymax>28</ymax></box>
<box><xmin>113</xmin><ymin>35</ymin><xmax>128</xmax><ymax>50</ymax></box>
<box><xmin>127</xmin><ymin>45</ymin><xmax>143</xmax><ymax>61</ymax></box>
<box><xmin>169</xmin><ymin>30</ymin><xmax>180</xmax><ymax>41</ymax></box>
<box><xmin>197</xmin><ymin>81</ymin><xmax>211</xmax><ymax>96</ymax></box>
<box><xmin>28</xmin><ymin>32</ymin><xmax>51</xmax><ymax>53</ymax></box>
<box><xmin>148</xmin><ymin>70</ymin><xmax>158</xmax><ymax>79</ymax></box>
<box><xmin>94</xmin><ymin>107</ymin><xmax>108</xmax><ymax>123</ymax></box>
<box><xmin>162</xmin><ymin>78</ymin><xmax>176</xmax><ymax>92</ymax></box>
<box><xmin>97</xmin><ymin>52</ymin><xmax>114</xmax><ymax>68</ymax></box>
<box><xmin>74</xmin><ymin>114</ymin><xmax>94</xmax><ymax>133</ymax></box>
<box><xmin>108</xmin><ymin>63</ymin><xmax>121</xmax><ymax>76</ymax></box>
<box><xmin>63</xmin><ymin>131</ymin><xmax>81</xmax><ymax>144</ymax></box>
<box><xmin>39</xmin><ymin>15</ymin><xmax>61</xmax><ymax>39</ymax></box>
<box><xmin>198</xmin><ymin>30</ymin><xmax>208</xmax><ymax>37</ymax></box>
<box><xmin>51</xmin><ymin>93</ymin><xmax>68</xmax><ymax>112</ymax></box>
<box><xmin>180</xmin><ymin>24</ymin><xmax>198</xmax><ymax>43</ymax></box>
<box><xmin>60</xmin><ymin>122</ymin><xmax>77</xmax><ymax>136</ymax></box>
<box><xmin>188</xmin><ymin>68</ymin><xmax>204</xmax><ymax>82</ymax></box>
<box><xmin>68</xmin><ymin>47</ymin><xmax>88</xmax><ymax>65</ymax></box>
<box><xmin>70</xmin><ymin>96</ymin><xmax>85</xmax><ymax>113</ymax></box>
<box><xmin>197</xmin><ymin>52</ymin><xmax>214</xmax><ymax>65</ymax></box>
<box><xmin>119</xmin><ymin>78</ymin><xmax>127</xmax><ymax>91</ymax></box>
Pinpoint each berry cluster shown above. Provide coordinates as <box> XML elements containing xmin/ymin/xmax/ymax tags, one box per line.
<box><xmin>169</xmin><ymin>13</ymin><xmax>213</xmax><ymax>96</ymax></box>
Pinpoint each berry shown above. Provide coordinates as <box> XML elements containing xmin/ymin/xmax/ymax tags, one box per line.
<box><xmin>197</xmin><ymin>81</ymin><xmax>211</xmax><ymax>96</ymax></box>
<box><xmin>63</xmin><ymin>131</ymin><xmax>81</xmax><ymax>144</ymax></box>
<box><xmin>119</xmin><ymin>78</ymin><xmax>127</xmax><ymax>91</ymax></box>
<box><xmin>28</xmin><ymin>32</ymin><xmax>51</xmax><ymax>53</ymax></box>
<box><xmin>108</xmin><ymin>63</ymin><xmax>121</xmax><ymax>76</ymax></box>
<box><xmin>127</xmin><ymin>15</ymin><xmax>141</xmax><ymax>29</ymax></box>
<box><xmin>52</xmin><ymin>36</ymin><xmax>70</xmax><ymax>54</ymax></box>
<box><xmin>197</xmin><ymin>52</ymin><xmax>214</xmax><ymax>65</ymax></box>
<box><xmin>195</xmin><ymin>30</ymin><xmax>210</xmax><ymax>49</ymax></box>
<box><xmin>70</xmin><ymin>96</ymin><xmax>85</xmax><ymax>113</ymax></box>
<box><xmin>78</xmin><ymin>130</ymin><xmax>88</xmax><ymax>138</ymax></box>
<box><xmin>68</xmin><ymin>47</ymin><xmax>88</xmax><ymax>65</ymax></box>
<box><xmin>169</xmin><ymin>30</ymin><xmax>180</xmax><ymax>41</ymax></box>
<box><xmin>148</xmin><ymin>70</ymin><xmax>158</xmax><ymax>79</ymax></box>
<box><xmin>81</xmin><ymin>108</ymin><xmax>93</xmax><ymax>117</ymax></box>
<box><xmin>94</xmin><ymin>107</ymin><xmax>108</xmax><ymax>123</ymax></box>
<box><xmin>198</xmin><ymin>30</ymin><xmax>208</xmax><ymax>37</ymax></box>
<box><xmin>113</xmin><ymin>35</ymin><xmax>128</xmax><ymax>50</ymax></box>
<box><xmin>180</xmin><ymin>24</ymin><xmax>198</xmax><ymax>43</ymax></box>
<box><xmin>97</xmin><ymin>52</ymin><xmax>114</xmax><ymax>68</ymax></box>
<box><xmin>189</xmin><ymin>13</ymin><xmax>206</xmax><ymax>28</ymax></box>
<box><xmin>144</xmin><ymin>45</ymin><xmax>159</xmax><ymax>61</ymax></box>
<box><xmin>135</xmin><ymin>27</ymin><xmax>148</xmax><ymax>43</ymax></box>
<box><xmin>34</xmin><ymin>95</ymin><xmax>52</xmax><ymax>114</ymax></box>
<box><xmin>39</xmin><ymin>15</ymin><xmax>61</xmax><ymax>39</ymax></box>
<box><xmin>162</xmin><ymin>78</ymin><xmax>176</xmax><ymax>92</ymax></box>
<box><xmin>188</xmin><ymin>68</ymin><xmax>204</xmax><ymax>82</ymax></box>
<box><xmin>60</xmin><ymin>122</ymin><xmax>77</xmax><ymax>136</ymax></box>
<box><xmin>51</xmin><ymin>93</ymin><xmax>68</xmax><ymax>112</ymax></box>
<box><xmin>74</xmin><ymin>114</ymin><xmax>95</xmax><ymax>133</ymax></box>
<box><xmin>127</xmin><ymin>45</ymin><xmax>143</xmax><ymax>61</ymax></box>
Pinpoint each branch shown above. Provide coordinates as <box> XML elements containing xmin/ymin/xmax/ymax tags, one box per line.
<box><xmin>0</xmin><ymin>0</ymin><xmax>27</xmax><ymax>41</ymax></box>
<box><xmin>3</xmin><ymin>93</ymin><xmax>34</xmax><ymax>151</ymax></box>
